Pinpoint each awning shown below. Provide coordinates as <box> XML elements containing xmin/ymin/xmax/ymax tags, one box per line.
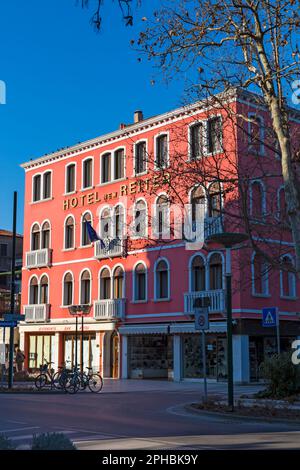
<box><xmin>118</xmin><ymin>324</ymin><xmax>170</xmax><ymax>335</ymax></box>
<box><xmin>170</xmin><ymin>322</ymin><xmax>227</xmax><ymax>334</ymax></box>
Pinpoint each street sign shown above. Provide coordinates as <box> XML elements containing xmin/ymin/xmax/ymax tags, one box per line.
<box><xmin>3</xmin><ymin>314</ymin><xmax>25</xmax><ymax>322</ymax></box>
<box><xmin>194</xmin><ymin>307</ymin><xmax>209</xmax><ymax>331</ymax></box>
<box><xmin>0</xmin><ymin>321</ymin><xmax>17</xmax><ymax>328</ymax></box>
<box><xmin>262</xmin><ymin>307</ymin><xmax>278</xmax><ymax>327</ymax></box>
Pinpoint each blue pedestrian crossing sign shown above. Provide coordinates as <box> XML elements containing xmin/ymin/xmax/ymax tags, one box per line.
<box><xmin>262</xmin><ymin>307</ymin><xmax>278</xmax><ymax>327</ymax></box>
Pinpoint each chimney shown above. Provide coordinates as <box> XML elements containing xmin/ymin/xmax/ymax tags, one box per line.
<box><xmin>134</xmin><ymin>110</ymin><xmax>143</xmax><ymax>123</ymax></box>
<box><xmin>119</xmin><ymin>123</ymin><xmax>127</xmax><ymax>130</ymax></box>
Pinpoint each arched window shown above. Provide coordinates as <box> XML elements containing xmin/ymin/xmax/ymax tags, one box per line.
<box><xmin>80</xmin><ymin>270</ymin><xmax>91</xmax><ymax>305</ymax></box>
<box><xmin>191</xmin><ymin>186</ymin><xmax>206</xmax><ymax>228</ymax></box>
<box><xmin>209</xmin><ymin>253</ymin><xmax>223</xmax><ymax>290</ymax></box>
<box><xmin>29</xmin><ymin>277</ymin><xmax>39</xmax><ymax>304</ymax></box>
<box><xmin>208</xmin><ymin>182</ymin><xmax>222</xmax><ymax>218</ymax></box>
<box><xmin>278</xmin><ymin>187</ymin><xmax>287</xmax><ymax>222</ymax></box>
<box><xmin>82</xmin><ymin>212</ymin><xmax>92</xmax><ymax>246</ymax></box>
<box><xmin>113</xmin><ymin>267</ymin><xmax>124</xmax><ymax>299</ymax></box>
<box><xmin>63</xmin><ymin>272</ymin><xmax>73</xmax><ymax>306</ymax></box>
<box><xmin>66</xmin><ymin>163</ymin><xmax>76</xmax><ymax>194</ymax></box>
<box><xmin>31</xmin><ymin>224</ymin><xmax>40</xmax><ymax>251</ymax></box>
<box><xmin>155</xmin><ymin>134</ymin><xmax>168</xmax><ymax>168</ymax></box>
<box><xmin>100</xmin><ymin>208</ymin><xmax>111</xmax><ymax>239</ymax></box>
<box><xmin>155</xmin><ymin>259</ymin><xmax>169</xmax><ymax>300</ymax></box>
<box><xmin>191</xmin><ymin>256</ymin><xmax>206</xmax><ymax>292</ymax></box>
<box><xmin>280</xmin><ymin>256</ymin><xmax>296</xmax><ymax>298</ymax></box>
<box><xmin>190</xmin><ymin>122</ymin><xmax>204</xmax><ymax>160</ymax></box>
<box><xmin>33</xmin><ymin>174</ymin><xmax>41</xmax><ymax>202</ymax></box>
<box><xmin>155</xmin><ymin>195</ymin><xmax>169</xmax><ymax>238</ymax></box>
<box><xmin>134</xmin><ymin>200</ymin><xmax>147</xmax><ymax>237</ymax></box>
<box><xmin>133</xmin><ymin>263</ymin><xmax>147</xmax><ymax>301</ymax></box>
<box><xmin>43</xmin><ymin>171</ymin><xmax>52</xmax><ymax>199</ymax></box>
<box><xmin>65</xmin><ymin>216</ymin><xmax>75</xmax><ymax>249</ymax></box>
<box><xmin>100</xmin><ymin>268</ymin><xmax>111</xmax><ymax>300</ymax></box>
<box><xmin>114</xmin><ymin>149</ymin><xmax>125</xmax><ymax>180</ymax></box>
<box><xmin>40</xmin><ymin>275</ymin><xmax>49</xmax><ymax>304</ymax></box>
<box><xmin>249</xmin><ymin>114</ymin><xmax>264</xmax><ymax>155</ymax></box>
<box><xmin>82</xmin><ymin>158</ymin><xmax>93</xmax><ymax>189</ymax></box>
<box><xmin>41</xmin><ymin>221</ymin><xmax>50</xmax><ymax>249</ymax></box>
<box><xmin>114</xmin><ymin>205</ymin><xmax>125</xmax><ymax>239</ymax></box>
<box><xmin>252</xmin><ymin>253</ymin><xmax>269</xmax><ymax>296</ymax></box>
<box><xmin>135</xmin><ymin>141</ymin><xmax>147</xmax><ymax>174</ymax></box>
<box><xmin>101</xmin><ymin>153</ymin><xmax>111</xmax><ymax>184</ymax></box>
<box><xmin>250</xmin><ymin>181</ymin><xmax>265</xmax><ymax>219</ymax></box>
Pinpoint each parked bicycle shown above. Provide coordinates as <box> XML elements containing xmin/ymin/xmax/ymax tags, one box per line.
<box><xmin>35</xmin><ymin>358</ymin><xmax>62</xmax><ymax>390</ymax></box>
<box><xmin>64</xmin><ymin>367</ymin><xmax>103</xmax><ymax>394</ymax></box>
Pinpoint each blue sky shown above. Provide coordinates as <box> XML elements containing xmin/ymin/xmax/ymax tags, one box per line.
<box><xmin>0</xmin><ymin>1</ymin><xmax>185</xmax><ymax>233</ymax></box>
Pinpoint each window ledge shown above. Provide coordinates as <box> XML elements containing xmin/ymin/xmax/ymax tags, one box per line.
<box><xmin>62</xmin><ymin>248</ymin><xmax>76</xmax><ymax>252</ymax></box>
<box><xmin>63</xmin><ymin>191</ymin><xmax>77</xmax><ymax>197</ymax></box>
<box><xmin>79</xmin><ymin>244</ymin><xmax>93</xmax><ymax>249</ymax></box>
<box><xmin>131</xmin><ymin>300</ymin><xmax>148</xmax><ymax>304</ymax></box>
<box><xmin>80</xmin><ymin>186</ymin><xmax>95</xmax><ymax>192</ymax></box>
<box><xmin>133</xmin><ymin>171</ymin><xmax>148</xmax><ymax>177</ymax></box>
<box><xmin>251</xmin><ymin>293</ymin><xmax>271</xmax><ymax>298</ymax></box>
<box><xmin>152</xmin><ymin>298</ymin><xmax>171</xmax><ymax>303</ymax></box>
<box><xmin>30</xmin><ymin>197</ymin><xmax>54</xmax><ymax>205</ymax></box>
<box><xmin>280</xmin><ymin>296</ymin><xmax>298</xmax><ymax>301</ymax></box>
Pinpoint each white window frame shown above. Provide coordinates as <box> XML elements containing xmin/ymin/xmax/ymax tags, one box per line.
<box><xmin>99</xmin><ymin>151</ymin><xmax>112</xmax><ymax>186</ymax></box>
<box><xmin>62</xmin><ymin>271</ymin><xmax>75</xmax><ymax>307</ymax></box>
<box><xmin>79</xmin><ymin>268</ymin><xmax>92</xmax><ymax>305</ymax></box>
<box><xmin>280</xmin><ymin>254</ymin><xmax>297</xmax><ymax>299</ymax></box>
<box><xmin>98</xmin><ymin>265</ymin><xmax>112</xmax><ymax>300</ymax></box>
<box><xmin>154</xmin><ymin>132</ymin><xmax>170</xmax><ymax>170</ymax></box>
<box><xmin>206</xmin><ymin>114</ymin><xmax>223</xmax><ymax>156</ymax></box>
<box><xmin>249</xmin><ymin>179</ymin><xmax>267</xmax><ymax>221</ymax></box>
<box><xmin>251</xmin><ymin>252</ymin><xmax>270</xmax><ymax>297</ymax></box>
<box><xmin>113</xmin><ymin>146</ymin><xmax>126</xmax><ymax>181</ymax></box>
<box><xmin>153</xmin><ymin>257</ymin><xmax>171</xmax><ymax>302</ymax></box>
<box><xmin>81</xmin><ymin>156</ymin><xmax>94</xmax><ymax>191</ymax></box>
<box><xmin>248</xmin><ymin>113</ymin><xmax>265</xmax><ymax>156</ymax></box>
<box><xmin>65</xmin><ymin>162</ymin><xmax>77</xmax><ymax>195</ymax></box>
<box><xmin>132</xmin><ymin>260</ymin><xmax>148</xmax><ymax>303</ymax></box>
<box><xmin>63</xmin><ymin>214</ymin><xmax>76</xmax><ymax>251</ymax></box>
<box><xmin>131</xmin><ymin>197</ymin><xmax>148</xmax><ymax>239</ymax></box>
<box><xmin>80</xmin><ymin>211</ymin><xmax>93</xmax><ymax>248</ymax></box>
<box><xmin>188</xmin><ymin>120</ymin><xmax>206</xmax><ymax>161</ymax></box>
<box><xmin>133</xmin><ymin>139</ymin><xmax>148</xmax><ymax>176</ymax></box>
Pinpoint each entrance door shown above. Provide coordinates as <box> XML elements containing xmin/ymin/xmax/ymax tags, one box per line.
<box><xmin>111</xmin><ymin>332</ymin><xmax>119</xmax><ymax>379</ymax></box>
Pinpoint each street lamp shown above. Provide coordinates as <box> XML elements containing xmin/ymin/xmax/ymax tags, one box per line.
<box><xmin>68</xmin><ymin>305</ymin><xmax>92</xmax><ymax>372</ymax></box>
<box><xmin>206</xmin><ymin>232</ymin><xmax>248</xmax><ymax>411</ymax></box>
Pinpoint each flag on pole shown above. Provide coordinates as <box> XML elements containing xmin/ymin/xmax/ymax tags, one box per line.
<box><xmin>85</xmin><ymin>219</ymin><xmax>105</xmax><ymax>249</ymax></box>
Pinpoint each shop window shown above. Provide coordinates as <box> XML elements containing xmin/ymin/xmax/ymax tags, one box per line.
<box><xmin>41</xmin><ymin>221</ymin><xmax>50</xmax><ymax>249</ymax></box>
<box><xmin>155</xmin><ymin>259</ymin><xmax>169</xmax><ymax>300</ymax></box>
<box><xmin>134</xmin><ymin>263</ymin><xmax>147</xmax><ymax>301</ymax></box>
<box><xmin>82</xmin><ymin>158</ymin><xmax>93</xmax><ymax>189</ymax></box>
<box><xmin>80</xmin><ymin>270</ymin><xmax>91</xmax><ymax>305</ymax></box>
<box><xmin>113</xmin><ymin>267</ymin><xmax>124</xmax><ymax>299</ymax></box>
<box><xmin>209</xmin><ymin>253</ymin><xmax>223</xmax><ymax>290</ymax></box>
<box><xmin>100</xmin><ymin>268</ymin><xmax>111</xmax><ymax>300</ymax></box>
<box><xmin>63</xmin><ymin>272</ymin><xmax>73</xmax><ymax>306</ymax></box>
<box><xmin>114</xmin><ymin>149</ymin><xmax>125</xmax><ymax>180</ymax></box>
<box><xmin>191</xmin><ymin>256</ymin><xmax>206</xmax><ymax>292</ymax></box>
<box><xmin>28</xmin><ymin>334</ymin><xmax>55</xmax><ymax>370</ymax></box>
<box><xmin>135</xmin><ymin>141</ymin><xmax>147</xmax><ymax>174</ymax></box>
<box><xmin>66</xmin><ymin>163</ymin><xmax>76</xmax><ymax>194</ymax></box>
<box><xmin>65</xmin><ymin>216</ymin><xmax>75</xmax><ymax>249</ymax></box>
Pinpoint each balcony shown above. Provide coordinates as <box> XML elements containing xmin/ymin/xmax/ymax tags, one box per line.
<box><xmin>25</xmin><ymin>249</ymin><xmax>52</xmax><ymax>269</ymax></box>
<box><xmin>204</xmin><ymin>216</ymin><xmax>223</xmax><ymax>239</ymax></box>
<box><xmin>184</xmin><ymin>289</ymin><xmax>225</xmax><ymax>314</ymax></box>
<box><xmin>24</xmin><ymin>304</ymin><xmax>50</xmax><ymax>322</ymax></box>
<box><xmin>94</xmin><ymin>238</ymin><xmax>124</xmax><ymax>260</ymax></box>
<box><xmin>94</xmin><ymin>299</ymin><xmax>125</xmax><ymax>321</ymax></box>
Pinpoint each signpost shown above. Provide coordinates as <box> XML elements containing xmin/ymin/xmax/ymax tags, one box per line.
<box><xmin>262</xmin><ymin>307</ymin><xmax>280</xmax><ymax>354</ymax></box>
<box><xmin>194</xmin><ymin>297</ymin><xmax>210</xmax><ymax>403</ymax></box>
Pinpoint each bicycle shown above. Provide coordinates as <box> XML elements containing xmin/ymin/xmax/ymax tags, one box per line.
<box><xmin>78</xmin><ymin>367</ymin><xmax>103</xmax><ymax>393</ymax></box>
<box><xmin>35</xmin><ymin>358</ymin><xmax>61</xmax><ymax>390</ymax></box>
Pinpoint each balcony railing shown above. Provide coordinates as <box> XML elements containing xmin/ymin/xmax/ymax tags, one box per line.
<box><xmin>25</xmin><ymin>249</ymin><xmax>52</xmax><ymax>269</ymax></box>
<box><xmin>94</xmin><ymin>238</ymin><xmax>124</xmax><ymax>260</ymax></box>
<box><xmin>94</xmin><ymin>299</ymin><xmax>125</xmax><ymax>321</ymax></box>
<box><xmin>24</xmin><ymin>304</ymin><xmax>50</xmax><ymax>322</ymax></box>
<box><xmin>204</xmin><ymin>216</ymin><xmax>224</xmax><ymax>239</ymax></box>
<box><xmin>184</xmin><ymin>289</ymin><xmax>225</xmax><ymax>314</ymax></box>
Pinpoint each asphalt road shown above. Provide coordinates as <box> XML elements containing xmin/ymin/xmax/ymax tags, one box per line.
<box><xmin>0</xmin><ymin>381</ymin><xmax>300</xmax><ymax>450</ymax></box>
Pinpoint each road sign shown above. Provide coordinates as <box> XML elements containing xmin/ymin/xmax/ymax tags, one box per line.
<box><xmin>0</xmin><ymin>321</ymin><xmax>17</xmax><ymax>328</ymax></box>
<box><xmin>3</xmin><ymin>314</ymin><xmax>25</xmax><ymax>322</ymax></box>
<box><xmin>194</xmin><ymin>307</ymin><xmax>209</xmax><ymax>331</ymax></box>
<box><xmin>262</xmin><ymin>307</ymin><xmax>278</xmax><ymax>327</ymax></box>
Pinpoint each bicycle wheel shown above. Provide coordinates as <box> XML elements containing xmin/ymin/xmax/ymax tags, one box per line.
<box><xmin>35</xmin><ymin>373</ymin><xmax>47</xmax><ymax>390</ymax></box>
<box><xmin>64</xmin><ymin>374</ymin><xmax>80</xmax><ymax>394</ymax></box>
<box><xmin>52</xmin><ymin>371</ymin><xmax>63</xmax><ymax>390</ymax></box>
<box><xmin>78</xmin><ymin>372</ymin><xmax>88</xmax><ymax>391</ymax></box>
<box><xmin>88</xmin><ymin>374</ymin><xmax>103</xmax><ymax>393</ymax></box>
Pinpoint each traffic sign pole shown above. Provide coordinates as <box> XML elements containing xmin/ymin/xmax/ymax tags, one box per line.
<box><xmin>201</xmin><ymin>331</ymin><xmax>207</xmax><ymax>403</ymax></box>
<box><xmin>276</xmin><ymin>318</ymin><xmax>280</xmax><ymax>355</ymax></box>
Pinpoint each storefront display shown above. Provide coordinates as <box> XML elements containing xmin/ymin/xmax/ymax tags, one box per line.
<box><xmin>28</xmin><ymin>334</ymin><xmax>55</xmax><ymax>370</ymax></box>
<box><xmin>128</xmin><ymin>335</ymin><xmax>173</xmax><ymax>379</ymax></box>
<box><xmin>64</xmin><ymin>333</ymin><xmax>97</xmax><ymax>371</ymax></box>
<box><xmin>183</xmin><ymin>334</ymin><xmax>227</xmax><ymax>380</ymax></box>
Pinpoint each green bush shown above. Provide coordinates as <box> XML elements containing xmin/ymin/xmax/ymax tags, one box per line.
<box><xmin>259</xmin><ymin>351</ymin><xmax>300</xmax><ymax>398</ymax></box>
<box><xmin>31</xmin><ymin>432</ymin><xmax>76</xmax><ymax>450</ymax></box>
<box><xmin>0</xmin><ymin>434</ymin><xmax>16</xmax><ymax>450</ymax></box>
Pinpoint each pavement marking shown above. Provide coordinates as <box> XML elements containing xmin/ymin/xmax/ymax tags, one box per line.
<box><xmin>0</xmin><ymin>426</ymin><xmax>40</xmax><ymax>433</ymax></box>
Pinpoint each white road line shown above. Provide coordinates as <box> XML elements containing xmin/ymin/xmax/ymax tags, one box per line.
<box><xmin>0</xmin><ymin>426</ymin><xmax>40</xmax><ymax>433</ymax></box>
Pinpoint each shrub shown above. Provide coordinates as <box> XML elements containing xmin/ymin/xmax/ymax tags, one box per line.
<box><xmin>31</xmin><ymin>432</ymin><xmax>76</xmax><ymax>450</ymax></box>
<box><xmin>0</xmin><ymin>434</ymin><xmax>16</xmax><ymax>450</ymax></box>
<box><xmin>259</xmin><ymin>351</ymin><xmax>300</xmax><ymax>398</ymax></box>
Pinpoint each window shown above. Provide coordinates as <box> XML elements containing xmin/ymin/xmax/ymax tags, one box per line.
<box><xmin>208</xmin><ymin>182</ymin><xmax>222</xmax><ymax>218</ymax></box>
<box><xmin>100</xmin><ymin>268</ymin><xmax>111</xmax><ymax>300</ymax></box>
<box><xmin>207</xmin><ymin>117</ymin><xmax>222</xmax><ymax>154</ymax></box>
<box><xmin>280</xmin><ymin>256</ymin><xmax>296</xmax><ymax>298</ymax></box>
<box><xmin>191</xmin><ymin>186</ymin><xmax>206</xmax><ymax>228</ymax></box>
<box><xmin>41</xmin><ymin>221</ymin><xmax>50</xmax><ymax>249</ymax></box>
<box><xmin>66</xmin><ymin>164</ymin><xmax>76</xmax><ymax>194</ymax></box>
<box><xmin>209</xmin><ymin>253</ymin><xmax>223</xmax><ymax>290</ymax></box>
<box><xmin>114</xmin><ymin>149</ymin><xmax>125</xmax><ymax>180</ymax></box>
<box><xmin>155</xmin><ymin>259</ymin><xmax>169</xmax><ymax>300</ymax></box>
<box><xmin>29</xmin><ymin>277</ymin><xmax>39</xmax><ymax>304</ymax></box>
<box><xmin>134</xmin><ymin>263</ymin><xmax>147</xmax><ymax>301</ymax></box>
<box><xmin>40</xmin><ymin>275</ymin><xmax>49</xmax><ymax>304</ymax></box>
<box><xmin>31</xmin><ymin>224</ymin><xmax>40</xmax><ymax>251</ymax></box>
<box><xmin>81</xmin><ymin>212</ymin><xmax>92</xmax><ymax>246</ymax></box>
<box><xmin>0</xmin><ymin>244</ymin><xmax>8</xmax><ymax>257</ymax></box>
<box><xmin>33</xmin><ymin>175</ymin><xmax>41</xmax><ymax>202</ymax></box>
<box><xmin>252</xmin><ymin>253</ymin><xmax>269</xmax><ymax>296</ymax></box>
<box><xmin>190</xmin><ymin>123</ymin><xmax>204</xmax><ymax>159</ymax></box>
<box><xmin>135</xmin><ymin>141</ymin><xmax>147</xmax><ymax>174</ymax></box>
<box><xmin>65</xmin><ymin>216</ymin><xmax>75</xmax><ymax>249</ymax></box>
<box><xmin>100</xmin><ymin>208</ymin><xmax>111</xmax><ymax>239</ymax></box>
<box><xmin>82</xmin><ymin>158</ymin><xmax>93</xmax><ymax>189</ymax></box>
<box><xmin>114</xmin><ymin>205</ymin><xmax>124</xmax><ymax>239</ymax></box>
<box><xmin>80</xmin><ymin>270</ymin><xmax>91</xmax><ymax>305</ymax></box>
<box><xmin>248</xmin><ymin>114</ymin><xmax>264</xmax><ymax>155</ymax></box>
<box><xmin>101</xmin><ymin>153</ymin><xmax>111</xmax><ymax>184</ymax></box>
<box><xmin>134</xmin><ymin>200</ymin><xmax>147</xmax><ymax>237</ymax></box>
<box><xmin>191</xmin><ymin>256</ymin><xmax>206</xmax><ymax>292</ymax></box>
<box><xmin>278</xmin><ymin>187</ymin><xmax>288</xmax><ymax>222</ymax></box>
<box><xmin>63</xmin><ymin>272</ymin><xmax>73</xmax><ymax>306</ymax></box>
<box><xmin>156</xmin><ymin>134</ymin><xmax>168</xmax><ymax>168</ymax></box>
<box><xmin>113</xmin><ymin>267</ymin><xmax>124</xmax><ymax>299</ymax></box>
<box><xmin>43</xmin><ymin>172</ymin><xmax>52</xmax><ymax>199</ymax></box>
<box><xmin>155</xmin><ymin>195</ymin><xmax>169</xmax><ymax>238</ymax></box>
<box><xmin>250</xmin><ymin>181</ymin><xmax>265</xmax><ymax>219</ymax></box>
